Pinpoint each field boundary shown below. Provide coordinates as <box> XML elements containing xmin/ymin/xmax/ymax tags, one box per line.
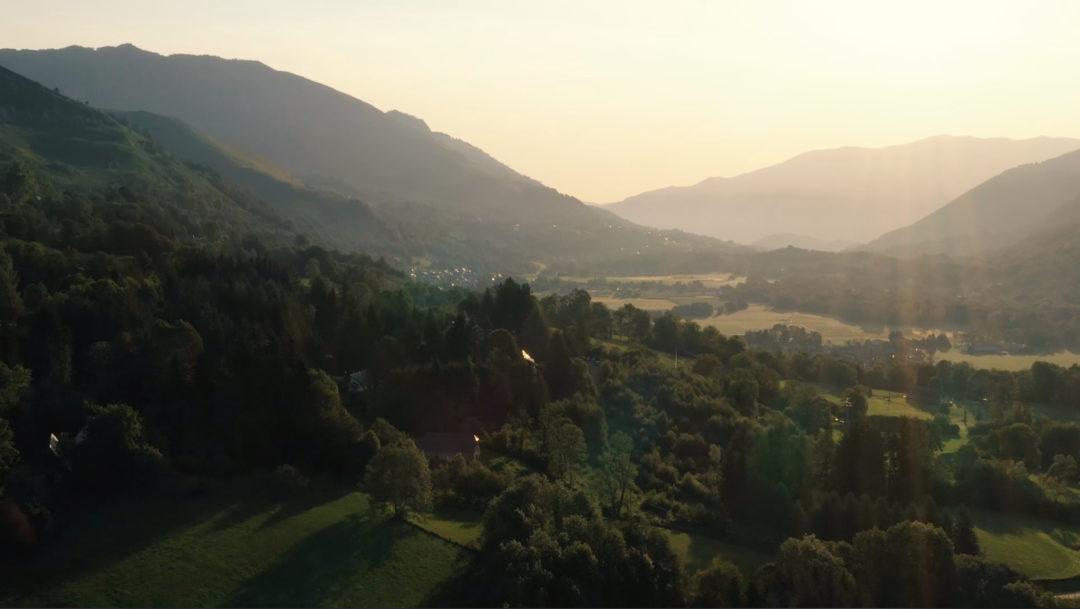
<box><xmin>403</xmin><ymin>516</ymin><xmax>479</xmax><ymax>553</ymax></box>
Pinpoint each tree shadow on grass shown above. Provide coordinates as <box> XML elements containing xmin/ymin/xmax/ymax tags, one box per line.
<box><xmin>418</xmin><ymin>552</ymin><xmax>480</xmax><ymax>608</ymax></box>
<box><xmin>255</xmin><ymin>484</ymin><xmax>355</xmax><ymax>532</ymax></box>
<box><xmin>205</xmin><ymin>483</ymin><xmax>351</xmax><ymax>534</ymax></box>
<box><xmin>1</xmin><ymin>487</ymin><xmax>250</xmax><ymax>603</ymax></box>
<box><xmin>222</xmin><ymin>512</ymin><xmax>400</xmax><ymax>607</ymax></box>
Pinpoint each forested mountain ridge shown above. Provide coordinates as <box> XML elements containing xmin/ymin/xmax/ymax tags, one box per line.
<box><xmin>0</xmin><ymin>44</ymin><xmax>737</xmax><ymax>275</ymax></box>
<box><xmin>0</xmin><ymin>64</ymin><xmax>291</xmax><ymax>245</ymax></box>
<box><xmin>605</xmin><ymin>135</ymin><xmax>1080</xmax><ymax>245</ymax></box>
<box><xmin>864</xmin><ymin>148</ymin><xmax>1080</xmax><ymax>257</ymax></box>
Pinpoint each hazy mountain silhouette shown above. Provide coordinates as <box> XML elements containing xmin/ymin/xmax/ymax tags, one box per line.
<box><xmin>751</xmin><ymin>233</ymin><xmax>860</xmax><ymax>252</ymax></box>
<box><xmin>605</xmin><ymin>135</ymin><xmax>1080</xmax><ymax>245</ymax></box>
<box><xmin>864</xmin><ymin>148</ymin><xmax>1080</xmax><ymax>256</ymax></box>
<box><xmin>0</xmin><ymin>44</ymin><xmax>734</xmax><ymax>272</ymax></box>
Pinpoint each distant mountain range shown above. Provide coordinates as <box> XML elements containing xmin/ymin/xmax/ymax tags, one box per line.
<box><xmin>0</xmin><ymin>44</ymin><xmax>732</xmax><ymax>274</ymax></box>
<box><xmin>604</xmin><ymin>135</ymin><xmax>1080</xmax><ymax>245</ymax></box>
<box><xmin>861</xmin><ymin>148</ymin><xmax>1080</xmax><ymax>257</ymax></box>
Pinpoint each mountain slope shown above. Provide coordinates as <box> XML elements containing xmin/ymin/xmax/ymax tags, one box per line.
<box><xmin>0</xmin><ymin>63</ymin><xmax>292</xmax><ymax>244</ymax></box>
<box><xmin>0</xmin><ymin>44</ymin><xmax>732</xmax><ymax>274</ymax></box>
<box><xmin>605</xmin><ymin>135</ymin><xmax>1080</xmax><ymax>245</ymax></box>
<box><xmin>864</xmin><ymin>148</ymin><xmax>1080</xmax><ymax>256</ymax></box>
<box><xmin>110</xmin><ymin>109</ymin><xmax>424</xmax><ymax>260</ymax></box>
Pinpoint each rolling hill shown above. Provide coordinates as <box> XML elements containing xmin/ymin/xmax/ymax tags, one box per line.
<box><xmin>604</xmin><ymin>135</ymin><xmax>1080</xmax><ymax>245</ymax></box>
<box><xmin>0</xmin><ymin>44</ymin><xmax>735</xmax><ymax>275</ymax></box>
<box><xmin>863</xmin><ymin>148</ymin><xmax>1080</xmax><ymax>257</ymax></box>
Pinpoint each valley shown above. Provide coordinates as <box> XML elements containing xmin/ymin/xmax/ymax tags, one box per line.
<box><xmin>4</xmin><ymin>26</ymin><xmax>1080</xmax><ymax>609</ymax></box>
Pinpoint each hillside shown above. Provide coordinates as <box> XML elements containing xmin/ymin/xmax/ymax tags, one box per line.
<box><xmin>864</xmin><ymin>148</ymin><xmax>1080</xmax><ymax>257</ymax></box>
<box><xmin>0</xmin><ymin>44</ymin><xmax>734</xmax><ymax>275</ymax></box>
<box><xmin>109</xmin><ymin>110</ymin><xmax>441</xmax><ymax>263</ymax></box>
<box><xmin>604</xmin><ymin>135</ymin><xmax>1080</xmax><ymax>245</ymax></box>
<box><xmin>0</xmin><ymin>64</ymin><xmax>291</xmax><ymax>244</ymax></box>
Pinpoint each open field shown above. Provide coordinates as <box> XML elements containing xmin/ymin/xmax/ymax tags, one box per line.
<box><xmin>937</xmin><ymin>350</ymin><xmax>1080</xmax><ymax>372</ymax></box>
<box><xmin>411</xmin><ymin>508</ymin><xmax>483</xmax><ymax>548</ymax></box>
<box><xmin>2</xmin><ymin>483</ymin><xmax>467</xmax><ymax>607</ymax></box>
<box><xmin>592</xmin><ymin>296</ymin><xmax>680</xmax><ymax>311</ymax></box>
<box><xmin>972</xmin><ymin>509</ymin><xmax>1080</xmax><ymax>581</ymax></box>
<box><xmin>560</xmin><ymin>273</ymin><xmax>747</xmax><ymax>288</ymax></box>
<box><xmin>662</xmin><ymin>528</ymin><xmax>774</xmax><ymax>575</ymax></box>
<box><xmin>818</xmin><ymin>386</ymin><xmax>933</xmax><ymax>420</ymax></box>
<box><xmin>701</xmin><ymin>305</ymin><xmax>892</xmax><ymax>343</ymax></box>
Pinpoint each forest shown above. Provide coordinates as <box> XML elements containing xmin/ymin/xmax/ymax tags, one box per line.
<box><xmin>2</xmin><ymin>154</ymin><xmax>1080</xmax><ymax>607</ymax></box>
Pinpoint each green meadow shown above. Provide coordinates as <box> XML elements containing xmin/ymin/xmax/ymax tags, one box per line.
<box><xmin>972</xmin><ymin>509</ymin><xmax>1080</xmax><ymax>582</ymax></box>
<box><xmin>2</xmin><ymin>483</ymin><xmax>468</xmax><ymax>608</ymax></box>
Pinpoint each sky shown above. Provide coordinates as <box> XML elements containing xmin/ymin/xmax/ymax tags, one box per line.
<box><xmin>4</xmin><ymin>0</ymin><xmax>1080</xmax><ymax>202</ymax></box>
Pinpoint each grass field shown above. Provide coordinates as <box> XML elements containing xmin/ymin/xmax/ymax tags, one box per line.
<box><xmin>592</xmin><ymin>296</ymin><xmax>679</xmax><ymax>311</ymax></box>
<box><xmin>818</xmin><ymin>386</ymin><xmax>933</xmax><ymax>420</ymax></box>
<box><xmin>701</xmin><ymin>305</ymin><xmax>893</xmax><ymax>343</ymax></box>
<box><xmin>2</xmin><ymin>482</ymin><xmax>468</xmax><ymax>607</ymax></box>
<box><xmin>937</xmin><ymin>350</ymin><xmax>1080</xmax><ymax>372</ymax></box>
<box><xmin>560</xmin><ymin>273</ymin><xmax>746</xmax><ymax>288</ymax></box>
<box><xmin>972</xmin><ymin>509</ymin><xmax>1080</xmax><ymax>581</ymax></box>
<box><xmin>410</xmin><ymin>508</ymin><xmax>483</xmax><ymax>548</ymax></box>
<box><xmin>662</xmin><ymin>528</ymin><xmax>773</xmax><ymax>575</ymax></box>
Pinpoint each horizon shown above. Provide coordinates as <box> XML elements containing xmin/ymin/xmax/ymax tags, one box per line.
<box><xmin>5</xmin><ymin>1</ymin><xmax>1080</xmax><ymax>203</ymax></box>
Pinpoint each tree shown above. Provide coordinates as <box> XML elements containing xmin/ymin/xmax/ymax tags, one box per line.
<box><xmin>0</xmin><ymin>248</ymin><xmax>23</xmax><ymax>326</ymax></box>
<box><xmin>545</xmin><ymin>418</ymin><xmax>585</xmax><ymax>485</ymax></box>
<box><xmin>651</xmin><ymin>312</ymin><xmax>680</xmax><ymax>354</ymax></box>
<box><xmin>724</xmin><ymin>368</ymin><xmax>759</xmax><ymax>416</ymax></box>
<box><xmin>0</xmin><ymin>363</ymin><xmax>31</xmax><ymax>418</ymax></box>
<box><xmin>751</xmin><ymin>535</ymin><xmax>856</xmax><ymax>608</ymax></box>
<box><xmin>690</xmin><ymin>558</ymin><xmax>745</xmax><ymax>607</ymax></box>
<box><xmin>852</xmin><ymin>521</ymin><xmax>957</xmax><ymax>607</ymax></box>
<box><xmin>614</xmin><ymin>304</ymin><xmax>652</xmax><ymax>344</ymax></box>
<box><xmin>598</xmin><ymin>431</ymin><xmax>636</xmax><ymax>518</ymax></box>
<box><xmin>4</xmin><ymin>160</ymin><xmax>38</xmax><ymax>204</ymax></box>
<box><xmin>0</xmin><ymin>418</ymin><xmax>18</xmax><ymax>480</ymax></box>
<box><xmin>951</xmin><ymin>507</ymin><xmax>981</xmax><ymax>556</ymax></box>
<box><xmin>73</xmin><ymin>403</ymin><xmax>165</xmax><ymax>491</ymax></box>
<box><xmin>364</xmin><ymin>443</ymin><xmax>432</xmax><ymax>516</ymax></box>
<box><xmin>1048</xmin><ymin>454</ymin><xmax>1079</xmax><ymax>485</ymax></box>
<box><xmin>835</xmin><ymin>418</ymin><xmax>886</xmax><ymax>497</ymax></box>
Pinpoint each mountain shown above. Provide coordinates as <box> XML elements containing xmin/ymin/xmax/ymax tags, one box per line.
<box><xmin>604</xmin><ymin>135</ymin><xmax>1080</xmax><ymax>245</ymax></box>
<box><xmin>108</xmin><ymin>109</ymin><xmax>426</xmax><ymax>261</ymax></box>
<box><xmin>0</xmin><ymin>44</ymin><xmax>732</xmax><ymax>274</ymax></box>
<box><xmin>752</xmin><ymin>233</ymin><xmax>860</xmax><ymax>252</ymax></box>
<box><xmin>0</xmin><ymin>63</ymin><xmax>293</xmax><ymax>244</ymax></box>
<box><xmin>863</xmin><ymin>148</ymin><xmax>1080</xmax><ymax>256</ymax></box>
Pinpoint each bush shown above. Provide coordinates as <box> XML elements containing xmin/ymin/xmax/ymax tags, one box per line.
<box><xmin>268</xmin><ymin>464</ymin><xmax>310</xmax><ymax>498</ymax></box>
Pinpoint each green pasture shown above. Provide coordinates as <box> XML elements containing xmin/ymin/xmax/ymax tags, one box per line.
<box><xmin>2</xmin><ymin>483</ymin><xmax>468</xmax><ymax>608</ymax></box>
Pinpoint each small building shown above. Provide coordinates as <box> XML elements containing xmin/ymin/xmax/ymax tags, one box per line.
<box><xmin>416</xmin><ymin>432</ymin><xmax>480</xmax><ymax>463</ymax></box>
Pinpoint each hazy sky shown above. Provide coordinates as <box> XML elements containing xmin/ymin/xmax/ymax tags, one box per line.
<box><xmin>4</xmin><ymin>0</ymin><xmax>1080</xmax><ymax>202</ymax></box>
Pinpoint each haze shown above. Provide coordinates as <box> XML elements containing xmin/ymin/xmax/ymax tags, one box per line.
<box><xmin>4</xmin><ymin>0</ymin><xmax>1080</xmax><ymax>203</ymax></box>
